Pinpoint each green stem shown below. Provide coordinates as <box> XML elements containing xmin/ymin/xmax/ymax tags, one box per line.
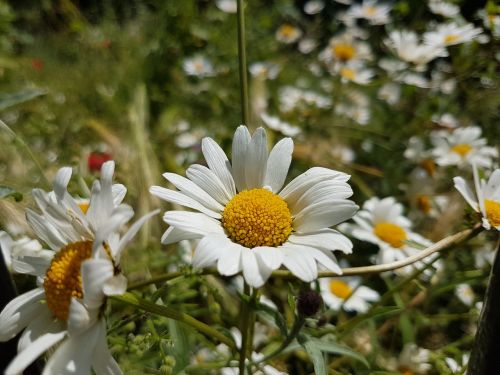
<box><xmin>111</xmin><ymin>293</ymin><xmax>236</xmax><ymax>350</ymax></box>
<box><xmin>239</xmin><ymin>283</ymin><xmax>252</xmax><ymax>375</ymax></box>
<box><xmin>236</xmin><ymin>0</ymin><xmax>250</xmax><ymax>125</ymax></box>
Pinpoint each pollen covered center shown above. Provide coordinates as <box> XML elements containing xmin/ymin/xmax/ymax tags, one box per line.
<box><xmin>329</xmin><ymin>280</ymin><xmax>353</xmax><ymax>300</ymax></box>
<box><xmin>333</xmin><ymin>43</ymin><xmax>356</xmax><ymax>61</ymax></box>
<box><xmin>44</xmin><ymin>240</ymin><xmax>93</xmax><ymax>321</ymax></box>
<box><xmin>222</xmin><ymin>188</ymin><xmax>293</xmax><ymax>248</ymax></box>
<box><xmin>485</xmin><ymin>199</ymin><xmax>500</xmax><ymax>227</ymax></box>
<box><xmin>373</xmin><ymin>222</ymin><xmax>407</xmax><ymax>248</ymax></box>
<box><xmin>451</xmin><ymin>143</ymin><xmax>472</xmax><ymax>157</ymax></box>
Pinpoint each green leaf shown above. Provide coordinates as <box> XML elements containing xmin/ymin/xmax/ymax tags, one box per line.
<box><xmin>0</xmin><ymin>186</ymin><xmax>23</xmax><ymax>202</ymax></box>
<box><xmin>255</xmin><ymin>302</ymin><xmax>288</xmax><ymax>337</ymax></box>
<box><xmin>0</xmin><ymin>89</ymin><xmax>46</xmax><ymax>111</ymax></box>
<box><xmin>300</xmin><ymin>337</ymin><xmax>327</xmax><ymax>375</ymax></box>
<box><xmin>308</xmin><ymin>337</ymin><xmax>370</xmax><ymax>369</ymax></box>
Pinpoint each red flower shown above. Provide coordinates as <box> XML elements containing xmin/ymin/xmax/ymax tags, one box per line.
<box><xmin>88</xmin><ymin>152</ymin><xmax>113</xmax><ymax>172</ymax></box>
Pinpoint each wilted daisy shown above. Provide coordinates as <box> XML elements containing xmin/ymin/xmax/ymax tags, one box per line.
<box><xmin>0</xmin><ymin>161</ymin><xmax>157</xmax><ymax>375</ymax></box>
<box><xmin>320</xmin><ymin>276</ymin><xmax>379</xmax><ymax>313</ymax></box>
<box><xmin>151</xmin><ymin>126</ymin><xmax>358</xmax><ymax>287</ymax></box>
<box><xmin>346</xmin><ymin>0</ymin><xmax>391</xmax><ymax>25</ymax></box>
<box><xmin>454</xmin><ymin>164</ymin><xmax>500</xmax><ymax>230</ymax></box>
<box><xmin>431</xmin><ymin>126</ymin><xmax>498</xmax><ymax>168</ymax></box>
<box><xmin>275</xmin><ymin>23</ymin><xmax>302</xmax><ymax>44</ymax></box>
<box><xmin>428</xmin><ymin>0</ymin><xmax>460</xmax><ymax>18</ymax></box>
<box><xmin>340</xmin><ymin>197</ymin><xmax>433</xmax><ymax>274</ymax></box>
<box><xmin>424</xmin><ymin>22</ymin><xmax>483</xmax><ymax>47</ymax></box>
<box><xmin>261</xmin><ymin>113</ymin><xmax>301</xmax><ymax>137</ymax></box>
<box><xmin>183</xmin><ymin>55</ymin><xmax>215</xmax><ymax>77</ymax></box>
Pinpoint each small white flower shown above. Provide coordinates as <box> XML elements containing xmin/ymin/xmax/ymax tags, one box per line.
<box><xmin>386</xmin><ymin>30</ymin><xmax>448</xmax><ymax>66</ymax></box>
<box><xmin>279</xmin><ymin>86</ymin><xmax>332</xmax><ymax>112</ymax></box>
<box><xmin>304</xmin><ymin>0</ymin><xmax>325</xmax><ymax>15</ymax></box>
<box><xmin>338</xmin><ymin>63</ymin><xmax>374</xmax><ymax>85</ymax></box>
<box><xmin>377</xmin><ymin>83</ymin><xmax>401</xmax><ymax>105</ymax></box>
<box><xmin>456</xmin><ymin>283</ymin><xmax>475</xmax><ymax>306</ymax></box>
<box><xmin>428</xmin><ymin>0</ymin><xmax>460</xmax><ymax>18</ymax></box>
<box><xmin>151</xmin><ymin>126</ymin><xmax>358</xmax><ymax>287</ymax></box>
<box><xmin>183</xmin><ymin>56</ymin><xmax>215</xmax><ymax>77</ymax></box>
<box><xmin>249</xmin><ymin>62</ymin><xmax>281</xmax><ymax>80</ymax></box>
<box><xmin>346</xmin><ymin>0</ymin><xmax>391</xmax><ymax>25</ymax></box>
<box><xmin>424</xmin><ymin>22</ymin><xmax>483</xmax><ymax>47</ymax></box>
<box><xmin>276</xmin><ymin>24</ymin><xmax>302</xmax><ymax>44</ymax></box>
<box><xmin>431</xmin><ymin>126</ymin><xmax>498</xmax><ymax>168</ymax></box>
<box><xmin>397</xmin><ymin>344</ymin><xmax>432</xmax><ymax>374</ymax></box>
<box><xmin>319</xmin><ymin>33</ymin><xmax>372</xmax><ymax>66</ymax></box>
<box><xmin>445</xmin><ymin>353</ymin><xmax>470</xmax><ymax>373</ymax></box>
<box><xmin>298</xmin><ymin>38</ymin><xmax>318</xmax><ymax>54</ymax></box>
<box><xmin>261</xmin><ymin>113</ymin><xmax>301</xmax><ymax>137</ymax></box>
<box><xmin>432</xmin><ymin>113</ymin><xmax>459</xmax><ymax>129</ymax></box>
<box><xmin>216</xmin><ymin>0</ymin><xmax>237</xmax><ymax>13</ymax></box>
<box><xmin>320</xmin><ymin>277</ymin><xmax>379</xmax><ymax>313</ymax></box>
<box><xmin>454</xmin><ymin>164</ymin><xmax>500</xmax><ymax>230</ymax></box>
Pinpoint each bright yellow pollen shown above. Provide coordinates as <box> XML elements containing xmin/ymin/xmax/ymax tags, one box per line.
<box><xmin>78</xmin><ymin>202</ymin><xmax>90</xmax><ymax>214</ymax></box>
<box><xmin>333</xmin><ymin>43</ymin><xmax>356</xmax><ymax>61</ymax></box>
<box><xmin>340</xmin><ymin>68</ymin><xmax>356</xmax><ymax>80</ymax></box>
<box><xmin>222</xmin><ymin>188</ymin><xmax>293</xmax><ymax>248</ymax></box>
<box><xmin>44</xmin><ymin>240</ymin><xmax>93</xmax><ymax>321</ymax></box>
<box><xmin>485</xmin><ymin>199</ymin><xmax>500</xmax><ymax>227</ymax></box>
<box><xmin>444</xmin><ymin>34</ymin><xmax>459</xmax><ymax>44</ymax></box>
<box><xmin>451</xmin><ymin>143</ymin><xmax>472</xmax><ymax>157</ymax></box>
<box><xmin>373</xmin><ymin>222</ymin><xmax>407</xmax><ymax>248</ymax></box>
<box><xmin>329</xmin><ymin>280</ymin><xmax>353</xmax><ymax>300</ymax></box>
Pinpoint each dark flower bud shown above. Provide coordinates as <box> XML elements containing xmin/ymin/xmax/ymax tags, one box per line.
<box><xmin>297</xmin><ymin>289</ymin><xmax>323</xmax><ymax>317</ymax></box>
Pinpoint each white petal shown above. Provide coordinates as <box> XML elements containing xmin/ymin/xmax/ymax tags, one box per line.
<box><xmin>163</xmin><ymin>211</ymin><xmax>224</xmax><ymax>236</ymax></box>
<box><xmin>264</xmin><ymin>138</ymin><xmax>293</xmax><ymax>193</ymax></box>
<box><xmin>252</xmin><ymin>246</ymin><xmax>284</xmax><ymax>270</ymax></box>
<box><xmin>288</xmin><ymin>229</ymin><xmax>353</xmax><ymax>254</ymax></box>
<box><xmin>290</xmin><ymin>180</ymin><xmax>353</xmax><ymax>214</ymax></box>
<box><xmin>161</xmin><ymin>226</ymin><xmax>202</xmax><ymax>244</ymax></box>
<box><xmin>281</xmin><ymin>247</ymin><xmax>317</xmax><ymax>282</ymax></box>
<box><xmin>217</xmin><ymin>242</ymin><xmax>243</xmax><ymax>276</ymax></box>
<box><xmin>81</xmin><ymin>259</ymin><xmax>114</xmax><ymax>309</ymax></box>
<box><xmin>0</xmin><ymin>288</ymin><xmax>45</xmax><ymax>341</ymax></box>
<box><xmin>245</xmin><ymin>128</ymin><xmax>268</xmax><ymax>189</ymax></box>
<box><xmin>26</xmin><ymin>209</ymin><xmax>66</xmax><ymax>251</ymax></box>
<box><xmin>18</xmin><ymin>309</ymin><xmax>63</xmax><ymax>352</ymax></box>
<box><xmin>67</xmin><ymin>299</ymin><xmax>94</xmax><ymax>336</ymax></box>
<box><xmin>162</xmin><ymin>172</ymin><xmax>224</xmax><ymax>212</ymax></box>
<box><xmin>202</xmin><ymin>137</ymin><xmax>236</xmax><ymax>196</ymax></box>
<box><xmin>241</xmin><ymin>249</ymin><xmax>269</xmax><ymax>288</ymax></box>
<box><xmin>103</xmin><ymin>274</ymin><xmax>128</xmax><ymax>296</ymax></box>
<box><xmin>92</xmin><ymin>320</ymin><xmax>123</xmax><ymax>375</ymax></box>
<box><xmin>150</xmin><ymin>186</ymin><xmax>220</xmax><ymax>218</ymax></box>
<box><xmin>53</xmin><ymin>167</ymin><xmax>72</xmax><ymax>201</ymax></box>
<box><xmin>473</xmin><ymin>163</ymin><xmax>486</xmax><ymax>218</ymax></box>
<box><xmin>111</xmin><ymin>184</ymin><xmax>127</xmax><ymax>206</ymax></box>
<box><xmin>286</xmin><ymin>244</ymin><xmax>342</xmax><ymax>274</ymax></box>
<box><xmin>5</xmin><ymin>331</ymin><xmax>66</xmax><ymax>375</ymax></box>
<box><xmin>232</xmin><ymin>125</ymin><xmax>251</xmax><ymax>192</ymax></box>
<box><xmin>187</xmin><ymin>164</ymin><xmax>232</xmax><ymax>204</ymax></box>
<box><xmin>192</xmin><ymin>233</ymin><xmax>228</xmax><ymax>268</ymax></box>
<box><xmin>12</xmin><ymin>250</ymin><xmax>53</xmax><ymax>276</ymax></box>
<box><xmin>293</xmin><ymin>200</ymin><xmax>358</xmax><ymax>232</ymax></box>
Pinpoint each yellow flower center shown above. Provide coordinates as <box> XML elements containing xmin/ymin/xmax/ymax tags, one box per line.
<box><xmin>416</xmin><ymin>195</ymin><xmax>431</xmax><ymax>214</ymax></box>
<box><xmin>222</xmin><ymin>188</ymin><xmax>293</xmax><ymax>248</ymax></box>
<box><xmin>485</xmin><ymin>199</ymin><xmax>500</xmax><ymax>227</ymax></box>
<box><xmin>451</xmin><ymin>143</ymin><xmax>472</xmax><ymax>157</ymax></box>
<box><xmin>78</xmin><ymin>202</ymin><xmax>90</xmax><ymax>214</ymax></box>
<box><xmin>44</xmin><ymin>240</ymin><xmax>93</xmax><ymax>321</ymax></box>
<box><xmin>373</xmin><ymin>222</ymin><xmax>407</xmax><ymax>248</ymax></box>
<box><xmin>363</xmin><ymin>6</ymin><xmax>377</xmax><ymax>16</ymax></box>
<box><xmin>280</xmin><ymin>24</ymin><xmax>296</xmax><ymax>38</ymax></box>
<box><xmin>444</xmin><ymin>34</ymin><xmax>459</xmax><ymax>44</ymax></box>
<box><xmin>333</xmin><ymin>43</ymin><xmax>356</xmax><ymax>61</ymax></box>
<box><xmin>340</xmin><ymin>67</ymin><xmax>356</xmax><ymax>80</ymax></box>
<box><xmin>329</xmin><ymin>280</ymin><xmax>353</xmax><ymax>299</ymax></box>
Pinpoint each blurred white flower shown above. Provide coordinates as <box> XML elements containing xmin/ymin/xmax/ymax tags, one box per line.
<box><xmin>456</xmin><ymin>283</ymin><xmax>475</xmax><ymax>306</ymax></box>
<box><xmin>319</xmin><ymin>32</ymin><xmax>372</xmax><ymax>67</ymax></box>
<box><xmin>276</xmin><ymin>24</ymin><xmax>302</xmax><ymax>44</ymax></box>
<box><xmin>424</xmin><ymin>22</ymin><xmax>483</xmax><ymax>47</ymax></box>
<box><xmin>183</xmin><ymin>56</ymin><xmax>215</xmax><ymax>77</ymax></box>
<box><xmin>304</xmin><ymin>0</ymin><xmax>325</xmax><ymax>15</ymax></box>
<box><xmin>428</xmin><ymin>0</ymin><xmax>460</xmax><ymax>18</ymax></box>
<box><xmin>249</xmin><ymin>62</ymin><xmax>281</xmax><ymax>80</ymax></box>
<box><xmin>346</xmin><ymin>0</ymin><xmax>391</xmax><ymax>25</ymax></box>
<box><xmin>445</xmin><ymin>353</ymin><xmax>470</xmax><ymax>373</ymax></box>
<box><xmin>378</xmin><ymin>83</ymin><xmax>401</xmax><ymax>105</ymax></box>
<box><xmin>432</xmin><ymin>113</ymin><xmax>459</xmax><ymax>129</ymax></box>
<box><xmin>216</xmin><ymin>0</ymin><xmax>237</xmax><ymax>13</ymax></box>
<box><xmin>386</xmin><ymin>30</ymin><xmax>448</xmax><ymax>66</ymax></box>
<box><xmin>339</xmin><ymin>64</ymin><xmax>374</xmax><ymax>85</ymax></box>
<box><xmin>298</xmin><ymin>38</ymin><xmax>318</xmax><ymax>54</ymax></box>
<box><xmin>261</xmin><ymin>113</ymin><xmax>301</xmax><ymax>137</ymax></box>
<box><xmin>320</xmin><ymin>276</ymin><xmax>379</xmax><ymax>313</ymax></box>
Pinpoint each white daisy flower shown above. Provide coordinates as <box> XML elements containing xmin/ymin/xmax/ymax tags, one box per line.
<box><xmin>275</xmin><ymin>24</ymin><xmax>302</xmax><ymax>44</ymax></box>
<box><xmin>377</xmin><ymin>83</ymin><xmax>401</xmax><ymax>105</ymax></box>
<box><xmin>424</xmin><ymin>22</ymin><xmax>483</xmax><ymax>47</ymax></box>
<box><xmin>0</xmin><ymin>231</ymin><xmax>43</xmax><ymax>271</ymax></box>
<box><xmin>346</xmin><ymin>0</ymin><xmax>391</xmax><ymax>25</ymax></box>
<box><xmin>304</xmin><ymin>0</ymin><xmax>325</xmax><ymax>15</ymax></box>
<box><xmin>338</xmin><ymin>64</ymin><xmax>374</xmax><ymax>85</ymax></box>
<box><xmin>320</xmin><ymin>276</ymin><xmax>379</xmax><ymax>313</ymax></box>
<box><xmin>279</xmin><ymin>86</ymin><xmax>332</xmax><ymax>113</ymax></box>
<box><xmin>432</xmin><ymin>113</ymin><xmax>459</xmax><ymax>129</ymax></box>
<box><xmin>454</xmin><ymin>164</ymin><xmax>500</xmax><ymax>230</ymax></box>
<box><xmin>151</xmin><ymin>126</ymin><xmax>358</xmax><ymax>287</ymax></box>
<box><xmin>319</xmin><ymin>33</ymin><xmax>372</xmax><ymax>66</ymax></box>
<box><xmin>261</xmin><ymin>113</ymin><xmax>301</xmax><ymax>137</ymax></box>
<box><xmin>340</xmin><ymin>197</ymin><xmax>433</xmax><ymax>275</ymax></box>
<box><xmin>216</xmin><ymin>0</ymin><xmax>237</xmax><ymax>13</ymax></box>
<box><xmin>456</xmin><ymin>283</ymin><xmax>475</xmax><ymax>306</ymax></box>
<box><xmin>428</xmin><ymin>0</ymin><xmax>460</xmax><ymax>18</ymax></box>
<box><xmin>249</xmin><ymin>62</ymin><xmax>281</xmax><ymax>80</ymax></box>
<box><xmin>0</xmin><ymin>161</ymin><xmax>157</xmax><ymax>375</ymax></box>
<box><xmin>397</xmin><ymin>344</ymin><xmax>432</xmax><ymax>374</ymax></box>
<box><xmin>431</xmin><ymin>126</ymin><xmax>498</xmax><ymax>168</ymax></box>
<box><xmin>385</xmin><ymin>30</ymin><xmax>448</xmax><ymax>66</ymax></box>
<box><xmin>183</xmin><ymin>55</ymin><xmax>215</xmax><ymax>77</ymax></box>
<box><xmin>298</xmin><ymin>38</ymin><xmax>318</xmax><ymax>54</ymax></box>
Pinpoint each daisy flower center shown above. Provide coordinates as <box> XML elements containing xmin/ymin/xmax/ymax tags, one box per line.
<box><xmin>280</xmin><ymin>24</ymin><xmax>296</xmax><ymax>38</ymax></box>
<box><xmin>222</xmin><ymin>188</ymin><xmax>293</xmax><ymax>248</ymax></box>
<box><xmin>485</xmin><ymin>199</ymin><xmax>500</xmax><ymax>227</ymax></box>
<box><xmin>444</xmin><ymin>34</ymin><xmax>459</xmax><ymax>44</ymax></box>
<box><xmin>44</xmin><ymin>240</ymin><xmax>93</xmax><ymax>321</ymax></box>
<box><xmin>373</xmin><ymin>222</ymin><xmax>407</xmax><ymax>248</ymax></box>
<box><xmin>340</xmin><ymin>67</ymin><xmax>356</xmax><ymax>80</ymax></box>
<box><xmin>329</xmin><ymin>280</ymin><xmax>353</xmax><ymax>299</ymax></box>
<box><xmin>78</xmin><ymin>202</ymin><xmax>90</xmax><ymax>214</ymax></box>
<box><xmin>451</xmin><ymin>143</ymin><xmax>472</xmax><ymax>157</ymax></box>
<box><xmin>333</xmin><ymin>43</ymin><xmax>356</xmax><ymax>61</ymax></box>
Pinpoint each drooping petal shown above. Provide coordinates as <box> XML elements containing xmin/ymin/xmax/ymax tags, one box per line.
<box><xmin>245</xmin><ymin>128</ymin><xmax>268</xmax><ymax>189</ymax></box>
<box><xmin>12</xmin><ymin>250</ymin><xmax>54</xmax><ymax>276</ymax></box>
<box><xmin>264</xmin><ymin>138</ymin><xmax>293</xmax><ymax>193</ymax></box>
<box><xmin>17</xmin><ymin>308</ymin><xmax>63</xmax><ymax>352</ymax></box>
<box><xmin>67</xmin><ymin>299</ymin><xmax>95</xmax><ymax>336</ymax></box>
<box><xmin>217</xmin><ymin>241</ymin><xmax>244</xmax><ymax>276</ymax></box>
<box><xmin>26</xmin><ymin>209</ymin><xmax>66</xmax><ymax>251</ymax></box>
<box><xmin>241</xmin><ymin>249</ymin><xmax>270</xmax><ymax>288</ymax></box>
<box><xmin>53</xmin><ymin>167</ymin><xmax>73</xmax><ymax>202</ymax></box>
<box><xmin>202</xmin><ymin>137</ymin><xmax>236</xmax><ymax>197</ymax></box>
<box><xmin>232</xmin><ymin>125</ymin><xmax>251</xmax><ymax>192</ymax></box>
<box><xmin>103</xmin><ymin>274</ymin><xmax>128</xmax><ymax>296</ymax></box>
<box><xmin>111</xmin><ymin>184</ymin><xmax>127</xmax><ymax>206</ymax></box>
<box><xmin>252</xmin><ymin>246</ymin><xmax>284</xmax><ymax>270</ymax></box>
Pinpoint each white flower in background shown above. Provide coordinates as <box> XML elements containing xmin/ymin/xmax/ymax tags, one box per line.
<box><xmin>385</xmin><ymin>30</ymin><xmax>448</xmax><ymax>66</ymax></box>
<box><xmin>275</xmin><ymin>24</ymin><xmax>302</xmax><ymax>44</ymax></box>
<box><xmin>396</xmin><ymin>72</ymin><xmax>431</xmax><ymax>88</ymax></box>
<box><xmin>338</xmin><ymin>63</ymin><xmax>374</xmax><ymax>85</ymax></box>
<box><xmin>445</xmin><ymin>353</ymin><xmax>470</xmax><ymax>373</ymax></box>
<box><xmin>279</xmin><ymin>86</ymin><xmax>332</xmax><ymax>112</ymax></box>
<box><xmin>298</xmin><ymin>38</ymin><xmax>318</xmax><ymax>54</ymax></box>
<box><xmin>249</xmin><ymin>62</ymin><xmax>281</xmax><ymax>80</ymax></box>
<box><xmin>334</xmin><ymin>0</ymin><xmax>353</xmax><ymax>4</ymax></box>
<box><xmin>397</xmin><ymin>344</ymin><xmax>432</xmax><ymax>374</ymax></box>
<box><xmin>454</xmin><ymin>164</ymin><xmax>500</xmax><ymax>230</ymax></box>
<box><xmin>183</xmin><ymin>55</ymin><xmax>215</xmax><ymax>77</ymax></box>
<box><xmin>404</xmin><ymin>137</ymin><xmax>430</xmax><ymax>162</ymax></box>
<box><xmin>340</xmin><ymin>197</ymin><xmax>433</xmax><ymax>275</ymax></box>
<box><xmin>319</xmin><ymin>33</ymin><xmax>372</xmax><ymax>66</ymax></box>
<box><xmin>216</xmin><ymin>0</ymin><xmax>237</xmax><ymax>13</ymax></box>
<box><xmin>424</xmin><ymin>22</ymin><xmax>483</xmax><ymax>47</ymax></box>
<box><xmin>335</xmin><ymin>90</ymin><xmax>371</xmax><ymax>126</ymax></box>
<box><xmin>428</xmin><ymin>0</ymin><xmax>460</xmax><ymax>18</ymax></box>
<box><xmin>378</xmin><ymin>83</ymin><xmax>401</xmax><ymax>105</ymax></box>
<box><xmin>431</xmin><ymin>126</ymin><xmax>498</xmax><ymax>168</ymax></box>
<box><xmin>430</xmin><ymin>70</ymin><xmax>457</xmax><ymax>94</ymax></box>
<box><xmin>432</xmin><ymin>113</ymin><xmax>459</xmax><ymax>129</ymax></box>
<box><xmin>477</xmin><ymin>9</ymin><xmax>500</xmax><ymax>38</ymax></box>
<box><xmin>261</xmin><ymin>113</ymin><xmax>301</xmax><ymax>137</ymax></box>
<box><xmin>474</xmin><ymin>243</ymin><xmax>496</xmax><ymax>268</ymax></box>
<box><xmin>346</xmin><ymin>0</ymin><xmax>391</xmax><ymax>25</ymax></box>
<box><xmin>0</xmin><ymin>232</ymin><xmax>43</xmax><ymax>271</ymax></box>
<box><xmin>378</xmin><ymin>58</ymin><xmax>408</xmax><ymax>74</ymax></box>
<box><xmin>320</xmin><ymin>276</ymin><xmax>379</xmax><ymax>313</ymax></box>
<box><xmin>304</xmin><ymin>0</ymin><xmax>325</xmax><ymax>15</ymax></box>
<box><xmin>151</xmin><ymin>126</ymin><xmax>358</xmax><ymax>287</ymax></box>
<box><xmin>0</xmin><ymin>161</ymin><xmax>157</xmax><ymax>375</ymax></box>
<box><xmin>331</xmin><ymin>144</ymin><xmax>355</xmax><ymax>164</ymax></box>
<box><xmin>456</xmin><ymin>283</ymin><xmax>475</xmax><ymax>306</ymax></box>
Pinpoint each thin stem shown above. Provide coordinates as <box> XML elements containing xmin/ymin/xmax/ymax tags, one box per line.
<box><xmin>111</xmin><ymin>293</ymin><xmax>236</xmax><ymax>351</ymax></box>
<box><xmin>236</xmin><ymin>0</ymin><xmax>250</xmax><ymax>125</ymax></box>
<box><xmin>239</xmin><ymin>283</ymin><xmax>254</xmax><ymax>375</ymax></box>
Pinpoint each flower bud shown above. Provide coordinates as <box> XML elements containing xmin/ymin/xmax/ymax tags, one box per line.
<box><xmin>297</xmin><ymin>289</ymin><xmax>323</xmax><ymax>317</ymax></box>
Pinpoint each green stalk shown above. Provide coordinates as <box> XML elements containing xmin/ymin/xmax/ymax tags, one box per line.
<box><xmin>111</xmin><ymin>293</ymin><xmax>236</xmax><ymax>350</ymax></box>
<box><xmin>239</xmin><ymin>283</ymin><xmax>252</xmax><ymax>374</ymax></box>
<box><xmin>237</xmin><ymin>0</ymin><xmax>250</xmax><ymax>126</ymax></box>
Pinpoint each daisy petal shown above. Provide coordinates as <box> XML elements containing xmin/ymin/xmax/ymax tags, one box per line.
<box><xmin>232</xmin><ymin>125</ymin><xmax>251</xmax><ymax>192</ymax></box>
<box><xmin>161</xmin><ymin>226</ymin><xmax>202</xmax><ymax>244</ymax></box>
<box><xmin>290</xmin><ymin>180</ymin><xmax>353</xmax><ymax>214</ymax></box>
<box><xmin>112</xmin><ymin>184</ymin><xmax>127</xmax><ymax>206</ymax></box>
<box><xmin>12</xmin><ymin>250</ymin><xmax>53</xmax><ymax>276</ymax></box>
<box><xmin>92</xmin><ymin>320</ymin><xmax>123</xmax><ymax>375</ymax></box>
<box><xmin>453</xmin><ymin>176</ymin><xmax>479</xmax><ymax>212</ymax></box>
<box><xmin>264</xmin><ymin>137</ymin><xmax>293</xmax><ymax>193</ymax></box>
<box><xmin>202</xmin><ymin>137</ymin><xmax>236</xmax><ymax>196</ymax></box>
<box><xmin>288</xmin><ymin>229</ymin><xmax>353</xmax><ymax>254</ymax></box>
<box><xmin>103</xmin><ymin>274</ymin><xmax>128</xmax><ymax>296</ymax></box>
<box><xmin>26</xmin><ymin>209</ymin><xmax>66</xmax><ymax>251</ymax></box>
<box><xmin>294</xmin><ymin>200</ymin><xmax>358</xmax><ymax>232</ymax></box>
<box><xmin>81</xmin><ymin>259</ymin><xmax>114</xmax><ymax>309</ymax></box>
<box><xmin>281</xmin><ymin>247</ymin><xmax>318</xmax><ymax>282</ymax></box>
<box><xmin>252</xmin><ymin>246</ymin><xmax>284</xmax><ymax>270</ymax></box>
<box><xmin>241</xmin><ymin>249</ymin><xmax>269</xmax><ymax>288</ymax></box>
<box><xmin>217</xmin><ymin>241</ymin><xmax>243</xmax><ymax>276</ymax></box>
<box><xmin>163</xmin><ymin>211</ymin><xmax>224</xmax><ymax>236</ymax></box>
<box><xmin>245</xmin><ymin>128</ymin><xmax>268</xmax><ymax>189</ymax></box>
<box><xmin>193</xmin><ymin>233</ymin><xmax>228</xmax><ymax>268</ymax></box>
<box><xmin>150</xmin><ymin>186</ymin><xmax>221</xmax><ymax>218</ymax></box>
<box><xmin>53</xmin><ymin>167</ymin><xmax>72</xmax><ymax>201</ymax></box>
<box><xmin>187</xmin><ymin>164</ymin><xmax>232</xmax><ymax>204</ymax></box>
<box><xmin>67</xmin><ymin>299</ymin><xmax>94</xmax><ymax>336</ymax></box>
<box><xmin>18</xmin><ymin>309</ymin><xmax>63</xmax><ymax>352</ymax></box>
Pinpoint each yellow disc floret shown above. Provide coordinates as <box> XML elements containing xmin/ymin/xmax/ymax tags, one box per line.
<box><xmin>333</xmin><ymin>43</ymin><xmax>356</xmax><ymax>61</ymax></box>
<box><xmin>373</xmin><ymin>222</ymin><xmax>407</xmax><ymax>248</ymax></box>
<box><xmin>44</xmin><ymin>240</ymin><xmax>93</xmax><ymax>321</ymax></box>
<box><xmin>329</xmin><ymin>280</ymin><xmax>353</xmax><ymax>300</ymax></box>
<box><xmin>485</xmin><ymin>199</ymin><xmax>500</xmax><ymax>227</ymax></box>
<box><xmin>451</xmin><ymin>143</ymin><xmax>472</xmax><ymax>157</ymax></box>
<box><xmin>222</xmin><ymin>188</ymin><xmax>293</xmax><ymax>248</ymax></box>
<box><xmin>340</xmin><ymin>68</ymin><xmax>356</xmax><ymax>80</ymax></box>
<box><xmin>444</xmin><ymin>34</ymin><xmax>459</xmax><ymax>44</ymax></box>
